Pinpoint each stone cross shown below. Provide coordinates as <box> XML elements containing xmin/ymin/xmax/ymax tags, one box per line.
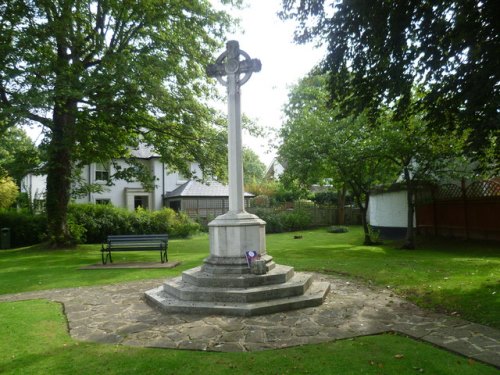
<box><xmin>207</xmin><ymin>40</ymin><xmax>261</xmax><ymax>213</ymax></box>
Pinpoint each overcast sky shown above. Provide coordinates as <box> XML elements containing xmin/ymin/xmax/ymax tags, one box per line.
<box><xmin>221</xmin><ymin>0</ymin><xmax>325</xmax><ymax>166</ymax></box>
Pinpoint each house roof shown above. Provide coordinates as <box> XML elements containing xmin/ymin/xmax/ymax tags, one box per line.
<box><xmin>130</xmin><ymin>143</ymin><xmax>159</xmax><ymax>159</ymax></box>
<box><xmin>166</xmin><ymin>180</ymin><xmax>254</xmax><ymax>198</ymax></box>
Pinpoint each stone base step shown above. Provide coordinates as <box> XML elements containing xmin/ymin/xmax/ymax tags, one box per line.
<box><xmin>145</xmin><ymin>281</ymin><xmax>330</xmax><ymax>317</ymax></box>
<box><xmin>164</xmin><ymin>272</ymin><xmax>312</xmax><ymax>303</ymax></box>
<box><xmin>182</xmin><ymin>264</ymin><xmax>294</xmax><ymax>288</ymax></box>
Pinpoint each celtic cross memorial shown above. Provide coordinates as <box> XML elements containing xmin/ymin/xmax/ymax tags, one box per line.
<box><xmin>204</xmin><ymin>40</ymin><xmax>267</xmax><ymax>272</ymax></box>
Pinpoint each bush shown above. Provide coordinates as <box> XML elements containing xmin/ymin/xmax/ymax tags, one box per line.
<box><xmin>67</xmin><ymin>204</ymin><xmax>133</xmax><ymax>243</ymax></box>
<box><xmin>0</xmin><ymin>210</ymin><xmax>47</xmax><ymax>247</ymax></box>
<box><xmin>280</xmin><ymin>209</ymin><xmax>311</xmax><ymax>231</ymax></box>
<box><xmin>251</xmin><ymin>195</ymin><xmax>270</xmax><ymax>208</ymax></box>
<box><xmin>250</xmin><ymin>208</ymin><xmax>312</xmax><ymax>233</ymax></box>
<box><xmin>67</xmin><ymin>204</ymin><xmax>199</xmax><ymax>243</ymax></box>
<box><xmin>327</xmin><ymin>226</ymin><xmax>349</xmax><ymax>234</ymax></box>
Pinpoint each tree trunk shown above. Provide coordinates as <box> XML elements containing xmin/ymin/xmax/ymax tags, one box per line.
<box><xmin>337</xmin><ymin>184</ymin><xmax>346</xmax><ymax>225</ymax></box>
<box><xmin>402</xmin><ymin>168</ymin><xmax>416</xmax><ymax>249</ymax></box>
<box><xmin>354</xmin><ymin>192</ymin><xmax>372</xmax><ymax>245</ymax></box>
<box><xmin>46</xmin><ymin>101</ymin><xmax>76</xmax><ymax>248</ymax></box>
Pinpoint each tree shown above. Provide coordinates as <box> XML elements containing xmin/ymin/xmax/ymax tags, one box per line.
<box><xmin>280</xmin><ymin>0</ymin><xmax>499</xmax><ymax>159</ymax></box>
<box><xmin>279</xmin><ymin>73</ymin><xmax>396</xmax><ymax>244</ymax></box>
<box><xmin>242</xmin><ymin>147</ymin><xmax>266</xmax><ymax>185</ymax></box>
<box><xmin>0</xmin><ymin>1</ymin><xmax>234</xmax><ymax>246</ymax></box>
<box><xmin>0</xmin><ymin>176</ymin><xmax>18</xmax><ymax>209</ymax></box>
<box><xmin>377</xmin><ymin>112</ymin><xmax>469</xmax><ymax>249</ymax></box>
<box><xmin>0</xmin><ymin>127</ymin><xmax>40</xmax><ymax>184</ymax></box>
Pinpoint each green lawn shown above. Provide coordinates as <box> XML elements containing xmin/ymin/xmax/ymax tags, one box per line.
<box><xmin>0</xmin><ymin>299</ymin><xmax>496</xmax><ymax>375</ymax></box>
<box><xmin>0</xmin><ymin>227</ymin><xmax>498</xmax><ymax>374</ymax></box>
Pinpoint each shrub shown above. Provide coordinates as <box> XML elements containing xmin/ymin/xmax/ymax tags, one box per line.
<box><xmin>67</xmin><ymin>204</ymin><xmax>199</xmax><ymax>243</ymax></box>
<box><xmin>251</xmin><ymin>195</ymin><xmax>270</xmax><ymax>208</ymax></box>
<box><xmin>312</xmin><ymin>191</ymin><xmax>337</xmax><ymax>206</ymax></box>
<box><xmin>67</xmin><ymin>204</ymin><xmax>133</xmax><ymax>243</ymax></box>
<box><xmin>0</xmin><ymin>210</ymin><xmax>47</xmax><ymax>247</ymax></box>
<box><xmin>252</xmin><ymin>208</ymin><xmax>284</xmax><ymax>233</ymax></box>
<box><xmin>280</xmin><ymin>209</ymin><xmax>311</xmax><ymax>231</ymax></box>
<box><xmin>327</xmin><ymin>226</ymin><xmax>349</xmax><ymax>234</ymax></box>
<box><xmin>0</xmin><ymin>176</ymin><xmax>19</xmax><ymax>209</ymax></box>
<box><xmin>250</xmin><ymin>208</ymin><xmax>312</xmax><ymax>233</ymax></box>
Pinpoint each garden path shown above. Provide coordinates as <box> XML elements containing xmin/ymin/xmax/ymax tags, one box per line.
<box><xmin>1</xmin><ymin>274</ymin><xmax>498</xmax><ymax>368</ymax></box>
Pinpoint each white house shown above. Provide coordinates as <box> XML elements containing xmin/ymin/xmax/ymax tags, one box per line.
<box><xmin>22</xmin><ymin>144</ymin><xmax>202</xmax><ymax>211</ymax></box>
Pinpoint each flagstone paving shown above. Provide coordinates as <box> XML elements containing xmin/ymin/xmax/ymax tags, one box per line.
<box><xmin>1</xmin><ymin>274</ymin><xmax>498</xmax><ymax>368</ymax></box>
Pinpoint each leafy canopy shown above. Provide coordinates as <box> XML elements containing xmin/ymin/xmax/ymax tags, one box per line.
<box><xmin>0</xmin><ymin>127</ymin><xmax>40</xmax><ymax>184</ymax></box>
<box><xmin>0</xmin><ymin>0</ymin><xmax>236</xmax><ymax>245</ymax></box>
<box><xmin>280</xmin><ymin>0</ymin><xmax>500</xmax><ymax>155</ymax></box>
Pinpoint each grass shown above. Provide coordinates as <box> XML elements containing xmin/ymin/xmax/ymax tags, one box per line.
<box><xmin>0</xmin><ymin>299</ymin><xmax>497</xmax><ymax>375</ymax></box>
<box><xmin>266</xmin><ymin>228</ymin><xmax>500</xmax><ymax>328</ymax></box>
<box><xmin>1</xmin><ymin>227</ymin><xmax>497</xmax><ymax>327</ymax></box>
<box><xmin>0</xmin><ymin>234</ymin><xmax>210</xmax><ymax>293</ymax></box>
<box><xmin>0</xmin><ymin>227</ymin><xmax>498</xmax><ymax>374</ymax></box>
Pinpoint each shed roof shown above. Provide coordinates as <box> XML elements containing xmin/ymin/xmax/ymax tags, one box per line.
<box><xmin>166</xmin><ymin>180</ymin><xmax>254</xmax><ymax>198</ymax></box>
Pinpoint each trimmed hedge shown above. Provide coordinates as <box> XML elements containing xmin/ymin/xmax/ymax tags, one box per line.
<box><xmin>0</xmin><ymin>210</ymin><xmax>47</xmax><ymax>248</ymax></box>
<box><xmin>67</xmin><ymin>204</ymin><xmax>200</xmax><ymax>243</ymax></box>
<box><xmin>0</xmin><ymin>205</ymin><xmax>200</xmax><ymax>247</ymax></box>
<box><xmin>250</xmin><ymin>208</ymin><xmax>312</xmax><ymax>233</ymax></box>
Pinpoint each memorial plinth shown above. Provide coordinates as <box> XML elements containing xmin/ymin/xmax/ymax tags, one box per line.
<box><xmin>145</xmin><ymin>41</ymin><xmax>330</xmax><ymax>316</ymax></box>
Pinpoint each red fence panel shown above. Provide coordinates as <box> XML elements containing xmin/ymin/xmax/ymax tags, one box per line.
<box><xmin>416</xmin><ymin>180</ymin><xmax>500</xmax><ymax>241</ymax></box>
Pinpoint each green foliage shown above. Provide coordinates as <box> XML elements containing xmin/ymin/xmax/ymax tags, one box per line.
<box><xmin>279</xmin><ymin>73</ymin><xmax>397</xmax><ymax>242</ymax></box>
<box><xmin>67</xmin><ymin>204</ymin><xmax>133</xmax><ymax>243</ymax></box>
<box><xmin>312</xmin><ymin>191</ymin><xmax>337</xmax><ymax>206</ymax></box>
<box><xmin>0</xmin><ymin>176</ymin><xmax>19</xmax><ymax>209</ymax></box>
<box><xmin>0</xmin><ymin>1</ymin><xmax>233</xmax><ymax>246</ymax></box>
<box><xmin>251</xmin><ymin>195</ymin><xmax>270</xmax><ymax>208</ymax></box>
<box><xmin>251</xmin><ymin>208</ymin><xmax>312</xmax><ymax>233</ymax></box>
<box><xmin>0</xmin><ymin>127</ymin><xmax>40</xmax><ymax>184</ymax></box>
<box><xmin>280</xmin><ymin>0</ymin><xmax>498</xmax><ymax>158</ymax></box>
<box><xmin>242</xmin><ymin>147</ymin><xmax>266</xmax><ymax>184</ymax></box>
<box><xmin>0</xmin><ymin>227</ymin><xmax>498</xmax><ymax>329</ymax></box>
<box><xmin>327</xmin><ymin>226</ymin><xmax>349</xmax><ymax>233</ymax></box>
<box><xmin>367</xmin><ymin>225</ymin><xmax>381</xmax><ymax>244</ymax></box>
<box><xmin>245</xmin><ymin>179</ymin><xmax>278</xmax><ymax>196</ymax></box>
<box><xmin>67</xmin><ymin>204</ymin><xmax>200</xmax><ymax>243</ymax></box>
<box><xmin>0</xmin><ymin>210</ymin><xmax>47</xmax><ymax>247</ymax></box>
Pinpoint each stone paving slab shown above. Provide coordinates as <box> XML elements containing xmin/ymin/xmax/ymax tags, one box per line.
<box><xmin>0</xmin><ymin>274</ymin><xmax>498</xmax><ymax>368</ymax></box>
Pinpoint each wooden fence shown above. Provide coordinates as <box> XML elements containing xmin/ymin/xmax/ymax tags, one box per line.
<box><xmin>184</xmin><ymin>201</ymin><xmax>362</xmax><ymax>228</ymax></box>
<box><xmin>416</xmin><ymin>180</ymin><xmax>500</xmax><ymax>241</ymax></box>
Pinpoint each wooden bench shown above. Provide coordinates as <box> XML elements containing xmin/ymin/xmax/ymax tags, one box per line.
<box><xmin>101</xmin><ymin>234</ymin><xmax>168</xmax><ymax>264</ymax></box>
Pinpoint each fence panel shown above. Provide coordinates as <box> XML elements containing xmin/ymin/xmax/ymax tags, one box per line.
<box><xmin>416</xmin><ymin>180</ymin><xmax>500</xmax><ymax>241</ymax></box>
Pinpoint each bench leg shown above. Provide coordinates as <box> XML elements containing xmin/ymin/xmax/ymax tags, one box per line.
<box><xmin>101</xmin><ymin>250</ymin><xmax>112</xmax><ymax>264</ymax></box>
<box><xmin>161</xmin><ymin>249</ymin><xmax>167</xmax><ymax>263</ymax></box>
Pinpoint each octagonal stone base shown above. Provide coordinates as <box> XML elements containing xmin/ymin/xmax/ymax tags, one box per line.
<box><xmin>144</xmin><ymin>210</ymin><xmax>331</xmax><ymax>316</ymax></box>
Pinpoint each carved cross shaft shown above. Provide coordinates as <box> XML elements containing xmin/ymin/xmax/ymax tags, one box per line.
<box><xmin>206</xmin><ymin>41</ymin><xmax>261</xmax><ymax>214</ymax></box>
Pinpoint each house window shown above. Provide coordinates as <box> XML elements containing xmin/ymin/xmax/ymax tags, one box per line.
<box><xmin>95</xmin><ymin>163</ymin><xmax>109</xmax><ymax>181</ymax></box>
<box><xmin>134</xmin><ymin>196</ymin><xmax>149</xmax><ymax>210</ymax></box>
<box><xmin>96</xmin><ymin>199</ymin><xmax>110</xmax><ymax>205</ymax></box>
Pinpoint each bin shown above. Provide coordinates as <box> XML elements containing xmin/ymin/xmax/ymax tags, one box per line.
<box><xmin>1</xmin><ymin>228</ymin><xmax>11</xmax><ymax>249</ymax></box>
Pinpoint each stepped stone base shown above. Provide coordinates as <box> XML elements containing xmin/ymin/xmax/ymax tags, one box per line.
<box><xmin>145</xmin><ymin>212</ymin><xmax>330</xmax><ymax>316</ymax></box>
<box><xmin>145</xmin><ymin>261</ymin><xmax>330</xmax><ymax>316</ymax></box>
